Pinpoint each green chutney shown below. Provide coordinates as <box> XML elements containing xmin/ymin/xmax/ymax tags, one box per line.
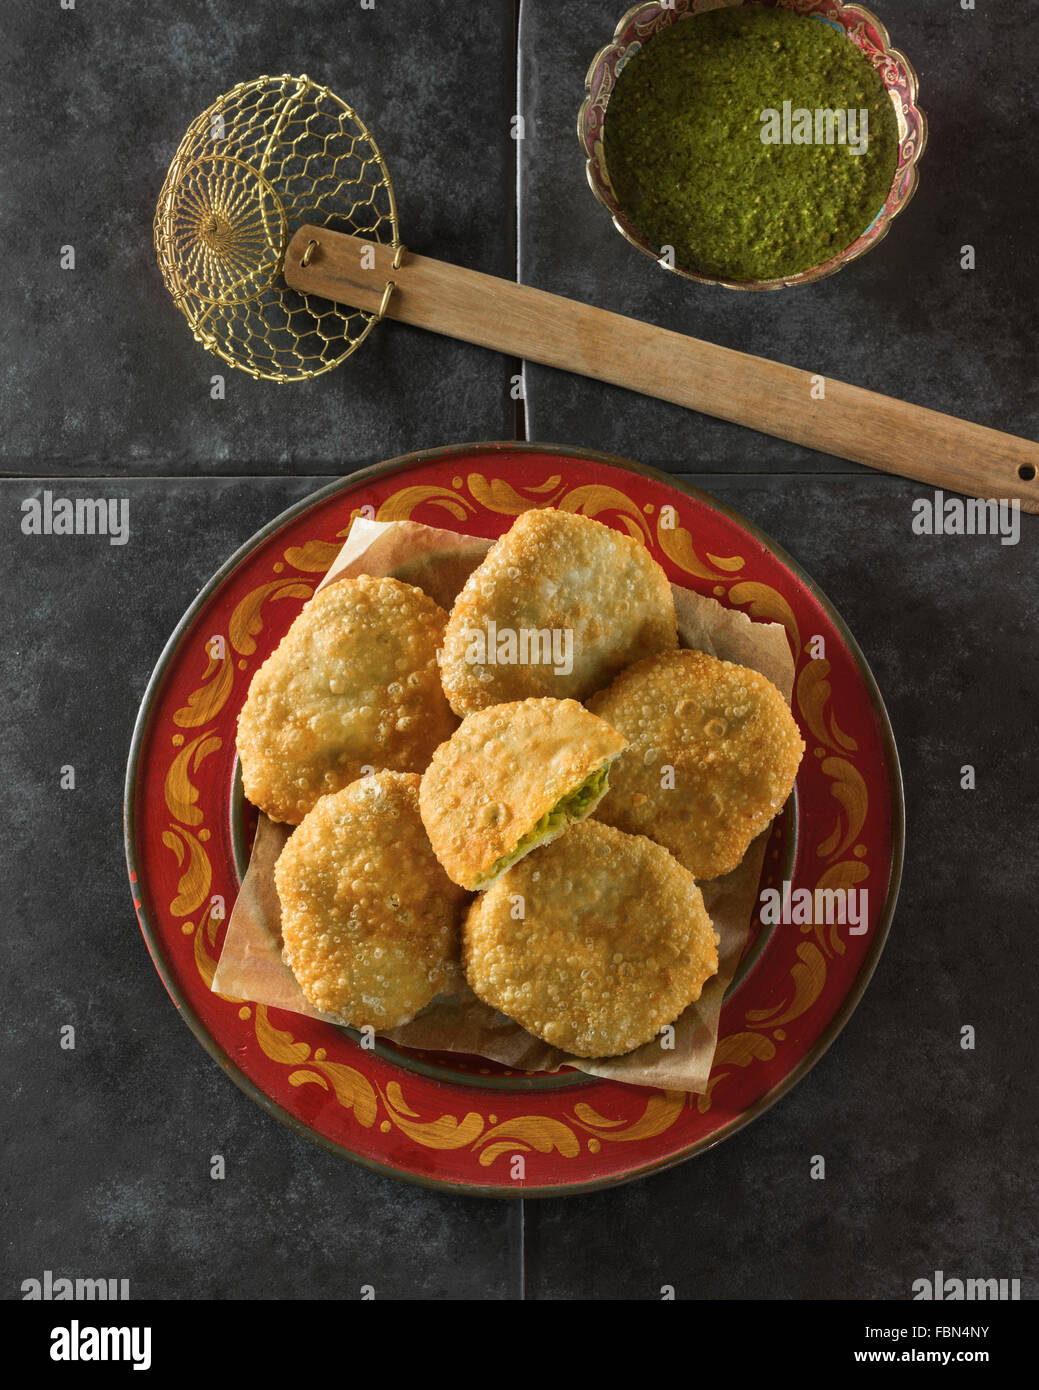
<box><xmin>603</xmin><ymin>5</ymin><xmax>900</xmax><ymax>281</ymax></box>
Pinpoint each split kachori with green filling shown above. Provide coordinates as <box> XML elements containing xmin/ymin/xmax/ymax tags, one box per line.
<box><xmin>233</xmin><ymin>506</ymin><xmax>803</xmax><ymax>1058</ymax></box>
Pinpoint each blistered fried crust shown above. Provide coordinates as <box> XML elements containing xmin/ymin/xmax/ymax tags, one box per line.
<box><xmin>587</xmin><ymin>649</ymin><xmax>805</xmax><ymax>881</ymax></box>
<box><xmin>237</xmin><ymin>574</ymin><xmax>457</xmax><ymax>824</ymax></box>
<box><xmin>419</xmin><ymin>698</ymin><xmax>627</xmax><ymax>889</ymax></box>
<box><xmin>274</xmin><ymin>772</ymin><xmax>470</xmax><ymax>1028</ymax></box>
<box><xmin>462</xmin><ymin>821</ymin><xmax>718</xmax><ymax>1057</ymax></box>
<box><xmin>439</xmin><ymin>508</ymin><xmax>678</xmax><ymax>715</ymax></box>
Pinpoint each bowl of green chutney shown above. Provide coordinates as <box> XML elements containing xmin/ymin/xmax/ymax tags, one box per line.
<box><xmin>579</xmin><ymin>0</ymin><xmax>926</xmax><ymax>290</ymax></box>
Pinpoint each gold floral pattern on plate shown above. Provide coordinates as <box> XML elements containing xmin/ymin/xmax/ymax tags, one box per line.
<box><xmin>153</xmin><ymin>465</ymin><xmax>880</xmax><ymax>1168</ymax></box>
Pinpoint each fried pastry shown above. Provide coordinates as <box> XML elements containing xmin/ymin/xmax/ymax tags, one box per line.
<box><xmin>439</xmin><ymin>508</ymin><xmax>678</xmax><ymax>715</ymax></box>
<box><xmin>419</xmin><ymin>697</ymin><xmax>627</xmax><ymax>890</ymax></box>
<box><xmin>275</xmin><ymin>771</ymin><xmax>469</xmax><ymax>1028</ymax></box>
<box><xmin>587</xmin><ymin>649</ymin><xmax>804</xmax><ymax>880</ymax></box>
<box><xmin>237</xmin><ymin>574</ymin><xmax>457</xmax><ymax>824</ymax></box>
<box><xmin>462</xmin><ymin>821</ymin><xmax>718</xmax><ymax>1057</ymax></box>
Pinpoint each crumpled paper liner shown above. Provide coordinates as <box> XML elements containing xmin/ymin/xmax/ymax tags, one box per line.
<box><xmin>212</xmin><ymin>516</ymin><xmax>794</xmax><ymax>1093</ymax></box>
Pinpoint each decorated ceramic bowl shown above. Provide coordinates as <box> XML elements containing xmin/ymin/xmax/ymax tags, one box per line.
<box><xmin>125</xmin><ymin>442</ymin><xmax>904</xmax><ymax>1196</ymax></box>
<box><xmin>578</xmin><ymin>0</ymin><xmax>927</xmax><ymax>291</ymax></box>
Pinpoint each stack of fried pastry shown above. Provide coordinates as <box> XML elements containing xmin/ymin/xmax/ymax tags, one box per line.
<box><xmin>236</xmin><ymin>508</ymin><xmax>804</xmax><ymax>1057</ymax></box>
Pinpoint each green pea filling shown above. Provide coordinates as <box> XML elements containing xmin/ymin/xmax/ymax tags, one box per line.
<box><xmin>478</xmin><ymin>764</ymin><xmax>611</xmax><ymax>887</ymax></box>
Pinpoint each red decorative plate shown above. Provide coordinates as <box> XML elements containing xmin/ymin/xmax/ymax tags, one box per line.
<box><xmin>124</xmin><ymin>443</ymin><xmax>903</xmax><ymax>1196</ymax></box>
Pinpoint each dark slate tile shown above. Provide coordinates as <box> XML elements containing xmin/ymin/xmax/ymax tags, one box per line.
<box><xmin>523</xmin><ymin>473</ymin><xmax>1038</xmax><ymax>1299</ymax></box>
<box><xmin>518</xmin><ymin>0</ymin><xmax>1039</xmax><ymax>474</ymax></box>
<box><xmin>2</xmin><ymin>464</ymin><xmax>1036</xmax><ymax>1299</ymax></box>
<box><xmin>0</xmin><ymin>477</ymin><xmax>521</xmax><ymax>1300</ymax></box>
<box><xmin>0</xmin><ymin>1</ymin><xmax>518</xmax><ymax>475</ymax></box>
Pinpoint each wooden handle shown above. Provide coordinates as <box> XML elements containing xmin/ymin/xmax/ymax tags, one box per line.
<box><xmin>285</xmin><ymin>226</ymin><xmax>1039</xmax><ymax>513</ymax></box>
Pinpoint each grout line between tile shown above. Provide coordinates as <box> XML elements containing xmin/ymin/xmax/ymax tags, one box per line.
<box><xmin>519</xmin><ymin>1198</ymin><xmax>527</xmax><ymax>1300</ymax></box>
<box><xmin>0</xmin><ymin>470</ymin><xmax>919</xmax><ymax>485</ymax></box>
<box><xmin>514</xmin><ymin>0</ymin><xmax>528</xmax><ymax>442</ymax></box>
<box><xmin>516</xmin><ymin>0</ymin><xmax>528</xmax><ymax>1305</ymax></box>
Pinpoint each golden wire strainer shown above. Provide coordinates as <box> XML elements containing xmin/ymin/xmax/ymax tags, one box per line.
<box><xmin>154</xmin><ymin>73</ymin><xmax>400</xmax><ymax>382</ymax></box>
<box><xmin>153</xmin><ymin>74</ymin><xmax>1038</xmax><ymax>506</ymax></box>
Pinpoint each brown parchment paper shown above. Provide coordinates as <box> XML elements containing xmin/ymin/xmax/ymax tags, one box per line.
<box><xmin>212</xmin><ymin>517</ymin><xmax>795</xmax><ymax>1093</ymax></box>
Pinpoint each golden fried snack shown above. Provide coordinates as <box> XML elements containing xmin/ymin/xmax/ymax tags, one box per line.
<box><xmin>419</xmin><ymin>698</ymin><xmax>627</xmax><ymax>890</ymax></box>
<box><xmin>587</xmin><ymin>649</ymin><xmax>804</xmax><ymax>880</ymax></box>
<box><xmin>462</xmin><ymin>821</ymin><xmax>718</xmax><ymax>1057</ymax></box>
<box><xmin>275</xmin><ymin>771</ymin><xmax>469</xmax><ymax>1028</ymax></box>
<box><xmin>439</xmin><ymin>508</ymin><xmax>677</xmax><ymax>715</ymax></box>
<box><xmin>237</xmin><ymin>574</ymin><xmax>457</xmax><ymax>824</ymax></box>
